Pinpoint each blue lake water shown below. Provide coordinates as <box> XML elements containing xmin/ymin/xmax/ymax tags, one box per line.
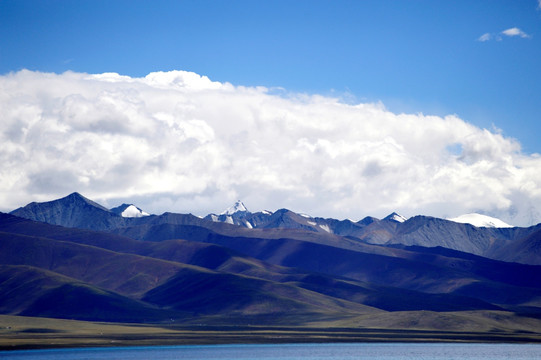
<box><xmin>1</xmin><ymin>343</ymin><xmax>541</xmax><ymax>360</ymax></box>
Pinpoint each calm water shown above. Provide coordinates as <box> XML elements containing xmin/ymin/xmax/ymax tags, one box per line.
<box><xmin>1</xmin><ymin>343</ymin><xmax>541</xmax><ymax>360</ymax></box>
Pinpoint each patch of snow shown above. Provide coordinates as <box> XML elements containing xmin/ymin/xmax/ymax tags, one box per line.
<box><xmin>448</xmin><ymin>213</ymin><xmax>513</xmax><ymax>228</ymax></box>
<box><xmin>385</xmin><ymin>212</ymin><xmax>407</xmax><ymax>223</ymax></box>
<box><xmin>299</xmin><ymin>213</ymin><xmax>311</xmax><ymax>218</ymax></box>
<box><xmin>121</xmin><ymin>205</ymin><xmax>149</xmax><ymax>218</ymax></box>
<box><xmin>224</xmin><ymin>216</ymin><xmax>234</xmax><ymax>225</ymax></box>
<box><xmin>221</xmin><ymin>200</ymin><xmax>248</xmax><ymax>215</ymax></box>
<box><xmin>210</xmin><ymin>214</ymin><xmax>218</xmax><ymax>222</ymax></box>
<box><xmin>262</xmin><ymin>210</ymin><xmax>272</xmax><ymax>215</ymax></box>
<box><xmin>319</xmin><ymin>224</ymin><xmax>332</xmax><ymax>233</ymax></box>
<box><xmin>307</xmin><ymin>221</ymin><xmax>316</xmax><ymax>226</ymax></box>
<box><xmin>245</xmin><ymin>220</ymin><xmax>253</xmax><ymax>229</ymax></box>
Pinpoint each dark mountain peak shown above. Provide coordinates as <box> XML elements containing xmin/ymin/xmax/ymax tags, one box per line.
<box><xmin>268</xmin><ymin>208</ymin><xmax>305</xmax><ymax>222</ymax></box>
<box><xmin>402</xmin><ymin>215</ymin><xmax>449</xmax><ymax>227</ymax></box>
<box><xmin>357</xmin><ymin>216</ymin><xmax>379</xmax><ymax>226</ymax></box>
<box><xmin>110</xmin><ymin>203</ymin><xmax>131</xmax><ymax>213</ymax></box>
<box><xmin>22</xmin><ymin>192</ymin><xmax>112</xmax><ymax>214</ymax></box>
<box><xmin>10</xmin><ymin>192</ymin><xmax>123</xmax><ymax>230</ymax></box>
<box><xmin>273</xmin><ymin>208</ymin><xmax>293</xmax><ymax>216</ymax></box>
<box><xmin>60</xmin><ymin>192</ymin><xmax>110</xmax><ymax>212</ymax></box>
<box><xmin>66</xmin><ymin>191</ymin><xmax>84</xmax><ymax>199</ymax></box>
<box><xmin>261</xmin><ymin>208</ymin><xmax>320</xmax><ymax>232</ymax></box>
<box><xmin>395</xmin><ymin>215</ymin><xmax>456</xmax><ymax>235</ymax></box>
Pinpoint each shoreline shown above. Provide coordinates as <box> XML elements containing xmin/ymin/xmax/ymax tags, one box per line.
<box><xmin>3</xmin><ymin>328</ymin><xmax>541</xmax><ymax>351</ymax></box>
<box><xmin>2</xmin><ymin>314</ymin><xmax>541</xmax><ymax>351</ymax></box>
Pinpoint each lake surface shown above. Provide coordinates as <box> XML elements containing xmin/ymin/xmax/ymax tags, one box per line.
<box><xmin>1</xmin><ymin>343</ymin><xmax>541</xmax><ymax>360</ymax></box>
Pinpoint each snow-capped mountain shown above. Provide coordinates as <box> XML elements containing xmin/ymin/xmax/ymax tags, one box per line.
<box><xmin>383</xmin><ymin>212</ymin><xmax>408</xmax><ymax>223</ymax></box>
<box><xmin>448</xmin><ymin>213</ymin><xmax>512</xmax><ymax>228</ymax></box>
<box><xmin>9</xmin><ymin>192</ymin><xmax>541</xmax><ymax>265</ymax></box>
<box><xmin>110</xmin><ymin>204</ymin><xmax>150</xmax><ymax>218</ymax></box>
<box><xmin>205</xmin><ymin>200</ymin><xmax>258</xmax><ymax>228</ymax></box>
<box><xmin>221</xmin><ymin>200</ymin><xmax>248</xmax><ymax>215</ymax></box>
<box><xmin>205</xmin><ymin>203</ymin><xmax>414</xmax><ymax>237</ymax></box>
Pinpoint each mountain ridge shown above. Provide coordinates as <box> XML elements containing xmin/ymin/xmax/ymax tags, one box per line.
<box><xmin>4</xmin><ymin>211</ymin><xmax>541</xmax><ymax>317</ymax></box>
<box><xmin>10</xmin><ymin>193</ymin><xmax>541</xmax><ymax>264</ymax></box>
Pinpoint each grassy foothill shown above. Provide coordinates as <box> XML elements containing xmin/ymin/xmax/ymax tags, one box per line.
<box><xmin>1</xmin><ymin>312</ymin><xmax>541</xmax><ymax>350</ymax></box>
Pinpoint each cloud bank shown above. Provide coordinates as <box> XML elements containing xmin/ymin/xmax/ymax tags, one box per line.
<box><xmin>1</xmin><ymin>70</ymin><xmax>540</xmax><ymax>226</ymax></box>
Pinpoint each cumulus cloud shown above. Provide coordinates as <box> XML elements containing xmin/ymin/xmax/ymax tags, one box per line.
<box><xmin>1</xmin><ymin>70</ymin><xmax>541</xmax><ymax>226</ymax></box>
<box><xmin>478</xmin><ymin>27</ymin><xmax>531</xmax><ymax>42</ymax></box>
<box><xmin>501</xmin><ymin>27</ymin><xmax>531</xmax><ymax>38</ymax></box>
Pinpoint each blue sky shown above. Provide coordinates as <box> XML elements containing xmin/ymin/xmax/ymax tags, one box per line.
<box><xmin>2</xmin><ymin>0</ymin><xmax>540</xmax><ymax>152</ymax></box>
<box><xmin>2</xmin><ymin>1</ymin><xmax>541</xmax><ymax>225</ymax></box>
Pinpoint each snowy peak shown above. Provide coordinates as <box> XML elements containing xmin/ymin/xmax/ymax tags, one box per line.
<box><xmin>110</xmin><ymin>204</ymin><xmax>150</xmax><ymax>218</ymax></box>
<box><xmin>221</xmin><ymin>200</ymin><xmax>248</xmax><ymax>215</ymax></box>
<box><xmin>121</xmin><ymin>205</ymin><xmax>149</xmax><ymax>218</ymax></box>
<box><xmin>448</xmin><ymin>213</ymin><xmax>512</xmax><ymax>228</ymax></box>
<box><xmin>204</xmin><ymin>201</ymin><xmax>256</xmax><ymax>228</ymax></box>
<box><xmin>384</xmin><ymin>212</ymin><xmax>408</xmax><ymax>223</ymax></box>
<box><xmin>205</xmin><ymin>200</ymin><xmax>252</xmax><ymax>227</ymax></box>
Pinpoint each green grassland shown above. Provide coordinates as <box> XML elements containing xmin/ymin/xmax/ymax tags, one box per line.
<box><xmin>2</xmin><ymin>311</ymin><xmax>541</xmax><ymax>350</ymax></box>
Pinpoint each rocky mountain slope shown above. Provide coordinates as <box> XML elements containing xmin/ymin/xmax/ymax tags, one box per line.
<box><xmin>12</xmin><ymin>194</ymin><xmax>541</xmax><ymax>264</ymax></box>
<box><xmin>3</xmin><ymin>193</ymin><xmax>541</xmax><ymax>327</ymax></box>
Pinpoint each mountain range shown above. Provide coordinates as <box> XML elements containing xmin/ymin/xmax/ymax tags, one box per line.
<box><xmin>14</xmin><ymin>193</ymin><xmax>539</xmax><ymax>264</ymax></box>
<box><xmin>3</xmin><ymin>192</ymin><xmax>541</xmax><ymax>338</ymax></box>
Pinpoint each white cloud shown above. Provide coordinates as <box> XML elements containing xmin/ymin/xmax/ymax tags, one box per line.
<box><xmin>477</xmin><ymin>33</ymin><xmax>491</xmax><ymax>42</ymax></box>
<box><xmin>1</xmin><ymin>70</ymin><xmax>541</xmax><ymax>226</ymax></box>
<box><xmin>501</xmin><ymin>27</ymin><xmax>531</xmax><ymax>38</ymax></box>
<box><xmin>478</xmin><ymin>27</ymin><xmax>531</xmax><ymax>42</ymax></box>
